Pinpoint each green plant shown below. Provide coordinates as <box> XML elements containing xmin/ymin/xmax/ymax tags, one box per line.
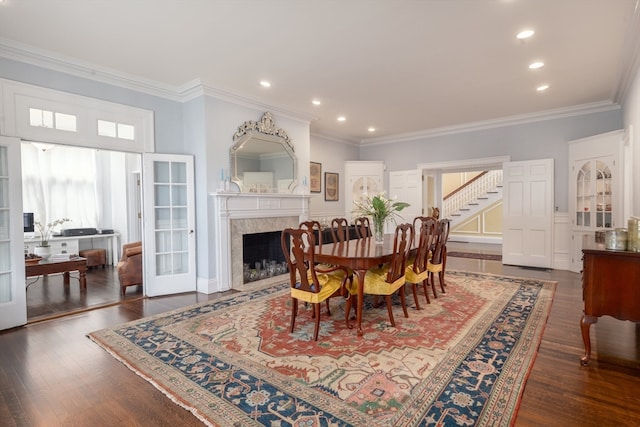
<box><xmin>352</xmin><ymin>192</ymin><xmax>409</xmax><ymax>238</ymax></box>
<box><xmin>35</xmin><ymin>218</ymin><xmax>71</xmax><ymax>247</ymax></box>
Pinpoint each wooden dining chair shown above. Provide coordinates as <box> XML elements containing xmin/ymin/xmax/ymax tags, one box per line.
<box><xmin>353</xmin><ymin>216</ymin><xmax>371</xmax><ymax>239</ymax></box>
<box><xmin>299</xmin><ymin>220</ymin><xmax>323</xmax><ymax>245</ymax></box>
<box><xmin>281</xmin><ymin>228</ymin><xmax>350</xmax><ymax>341</ymax></box>
<box><xmin>427</xmin><ymin>219</ymin><xmax>451</xmax><ymax>297</ymax></box>
<box><xmin>345</xmin><ymin>223</ymin><xmax>413</xmax><ymax>328</ymax></box>
<box><xmin>406</xmin><ymin>217</ymin><xmax>438</xmax><ymax>308</ymax></box>
<box><xmin>330</xmin><ymin>217</ymin><xmax>350</xmax><ymax>243</ymax></box>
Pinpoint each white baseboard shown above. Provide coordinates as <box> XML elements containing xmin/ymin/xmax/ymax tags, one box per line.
<box><xmin>197</xmin><ymin>276</ymin><xmax>228</xmax><ymax>294</ymax></box>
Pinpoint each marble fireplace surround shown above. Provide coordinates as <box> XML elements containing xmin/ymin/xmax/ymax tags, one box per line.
<box><xmin>212</xmin><ymin>192</ymin><xmax>310</xmax><ymax>291</ymax></box>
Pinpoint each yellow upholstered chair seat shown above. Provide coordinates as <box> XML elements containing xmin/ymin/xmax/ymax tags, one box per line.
<box><xmin>427</xmin><ymin>261</ymin><xmax>443</xmax><ymax>273</ymax></box>
<box><xmin>405</xmin><ymin>265</ymin><xmax>429</xmax><ymax>284</ymax></box>
<box><xmin>346</xmin><ymin>266</ymin><xmax>406</xmax><ymax>296</ymax></box>
<box><xmin>291</xmin><ymin>271</ymin><xmax>344</xmax><ymax>304</ymax></box>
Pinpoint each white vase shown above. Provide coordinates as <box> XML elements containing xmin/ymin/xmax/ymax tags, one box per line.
<box><xmin>34</xmin><ymin>245</ymin><xmax>52</xmax><ymax>260</ymax></box>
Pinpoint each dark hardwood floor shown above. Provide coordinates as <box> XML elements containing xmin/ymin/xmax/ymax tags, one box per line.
<box><xmin>26</xmin><ymin>265</ymin><xmax>143</xmax><ymax>322</ymax></box>
<box><xmin>2</xmin><ymin>246</ymin><xmax>639</xmax><ymax>426</ymax></box>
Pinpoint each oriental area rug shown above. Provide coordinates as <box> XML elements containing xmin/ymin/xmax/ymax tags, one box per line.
<box><xmin>88</xmin><ymin>271</ymin><xmax>556</xmax><ymax>427</ymax></box>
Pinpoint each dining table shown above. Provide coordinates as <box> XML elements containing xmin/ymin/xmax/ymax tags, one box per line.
<box><xmin>311</xmin><ymin>234</ymin><xmax>402</xmax><ymax>337</ymax></box>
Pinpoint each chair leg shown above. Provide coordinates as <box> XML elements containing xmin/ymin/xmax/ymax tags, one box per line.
<box><xmin>325</xmin><ymin>300</ymin><xmax>332</xmax><ymax>316</ymax></box>
<box><xmin>400</xmin><ymin>287</ymin><xmax>409</xmax><ymax>318</ymax></box>
<box><xmin>429</xmin><ymin>273</ymin><xmax>438</xmax><ymax>299</ymax></box>
<box><xmin>345</xmin><ymin>293</ymin><xmax>354</xmax><ymax>329</ymax></box>
<box><xmin>439</xmin><ymin>271</ymin><xmax>446</xmax><ymax>294</ymax></box>
<box><xmin>421</xmin><ymin>279</ymin><xmax>431</xmax><ymax>304</ymax></box>
<box><xmin>385</xmin><ymin>295</ymin><xmax>396</xmax><ymax>327</ymax></box>
<box><xmin>313</xmin><ymin>303</ymin><xmax>321</xmax><ymax>341</ymax></box>
<box><xmin>411</xmin><ymin>283</ymin><xmax>421</xmax><ymax>310</ymax></box>
<box><xmin>290</xmin><ymin>299</ymin><xmax>298</xmax><ymax>333</ymax></box>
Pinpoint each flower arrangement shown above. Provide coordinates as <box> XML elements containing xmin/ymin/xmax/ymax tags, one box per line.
<box><xmin>352</xmin><ymin>192</ymin><xmax>409</xmax><ymax>242</ymax></box>
<box><xmin>35</xmin><ymin>217</ymin><xmax>71</xmax><ymax>247</ymax></box>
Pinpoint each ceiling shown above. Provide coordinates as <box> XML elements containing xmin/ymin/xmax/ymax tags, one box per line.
<box><xmin>1</xmin><ymin>0</ymin><xmax>639</xmax><ymax>144</ymax></box>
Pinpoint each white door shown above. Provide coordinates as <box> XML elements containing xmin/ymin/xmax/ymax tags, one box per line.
<box><xmin>0</xmin><ymin>137</ymin><xmax>27</xmax><ymax>330</ymax></box>
<box><xmin>142</xmin><ymin>154</ymin><xmax>196</xmax><ymax>296</ymax></box>
<box><xmin>389</xmin><ymin>169</ymin><xmax>422</xmax><ymax>226</ymax></box>
<box><xmin>502</xmin><ymin>159</ymin><xmax>554</xmax><ymax>268</ymax></box>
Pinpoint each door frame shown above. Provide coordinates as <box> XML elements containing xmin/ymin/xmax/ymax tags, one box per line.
<box><xmin>417</xmin><ymin>156</ymin><xmax>510</xmax><ymax>242</ymax></box>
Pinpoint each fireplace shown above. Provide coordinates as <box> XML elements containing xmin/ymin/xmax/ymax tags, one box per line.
<box><xmin>212</xmin><ymin>192</ymin><xmax>310</xmax><ymax>292</ymax></box>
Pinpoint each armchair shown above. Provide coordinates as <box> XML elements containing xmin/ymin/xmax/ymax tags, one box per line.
<box><xmin>117</xmin><ymin>241</ymin><xmax>143</xmax><ymax>295</ymax></box>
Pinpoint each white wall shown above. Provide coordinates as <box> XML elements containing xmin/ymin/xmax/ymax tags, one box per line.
<box><xmin>309</xmin><ymin>134</ymin><xmax>360</xmax><ymax>219</ymax></box>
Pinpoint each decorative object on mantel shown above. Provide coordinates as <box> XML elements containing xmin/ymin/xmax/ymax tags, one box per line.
<box><xmin>89</xmin><ymin>271</ymin><xmax>556</xmax><ymax>426</ymax></box>
<box><xmin>34</xmin><ymin>217</ymin><xmax>71</xmax><ymax>260</ymax></box>
<box><xmin>353</xmin><ymin>192</ymin><xmax>409</xmax><ymax>243</ymax></box>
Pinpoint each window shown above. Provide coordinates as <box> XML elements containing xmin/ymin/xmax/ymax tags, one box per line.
<box><xmin>28</xmin><ymin>108</ymin><xmax>77</xmax><ymax>132</ymax></box>
<box><xmin>97</xmin><ymin>120</ymin><xmax>135</xmax><ymax>141</ymax></box>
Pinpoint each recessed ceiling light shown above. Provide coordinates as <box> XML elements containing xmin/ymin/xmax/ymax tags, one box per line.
<box><xmin>337</xmin><ymin>116</ymin><xmax>346</xmax><ymax>122</ymax></box>
<box><xmin>529</xmin><ymin>61</ymin><xmax>544</xmax><ymax>69</ymax></box>
<box><xmin>259</xmin><ymin>80</ymin><xmax>271</xmax><ymax>88</ymax></box>
<box><xmin>312</xmin><ymin>99</ymin><xmax>321</xmax><ymax>106</ymax></box>
<box><xmin>516</xmin><ymin>30</ymin><xmax>535</xmax><ymax>39</ymax></box>
<box><xmin>537</xmin><ymin>84</ymin><xmax>550</xmax><ymax>92</ymax></box>
<box><xmin>368</xmin><ymin>127</ymin><xmax>376</xmax><ymax>132</ymax></box>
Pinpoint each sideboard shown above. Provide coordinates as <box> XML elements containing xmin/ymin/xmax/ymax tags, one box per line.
<box><xmin>580</xmin><ymin>238</ymin><xmax>640</xmax><ymax>365</ymax></box>
<box><xmin>24</xmin><ymin>233</ymin><xmax>121</xmax><ymax>266</ymax></box>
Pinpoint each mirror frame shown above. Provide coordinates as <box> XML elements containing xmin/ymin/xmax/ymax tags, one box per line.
<box><xmin>230</xmin><ymin>112</ymin><xmax>297</xmax><ymax>193</ymax></box>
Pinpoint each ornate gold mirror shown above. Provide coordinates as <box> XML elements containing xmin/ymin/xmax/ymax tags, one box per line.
<box><xmin>230</xmin><ymin>112</ymin><xmax>297</xmax><ymax>193</ymax></box>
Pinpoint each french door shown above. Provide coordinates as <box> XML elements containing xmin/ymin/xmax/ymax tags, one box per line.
<box><xmin>0</xmin><ymin>137</ymin><xmax>27</xmax><ymax>330</ymax></box>
<box><xmin>502</xmin><ymin>158</ymin><xmax>554</xmax><ymax>268</ymax></box>
<box><xmin>142</xmin><ymin>153</ymin><xmax>196</xmax><ymax>296</ymax></box>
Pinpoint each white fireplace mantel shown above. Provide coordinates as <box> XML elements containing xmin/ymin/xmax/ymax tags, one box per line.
<box><xmin>210</xmin><ymin>192</ymin><xmax>310</xmax><ymax>293</ymax></box>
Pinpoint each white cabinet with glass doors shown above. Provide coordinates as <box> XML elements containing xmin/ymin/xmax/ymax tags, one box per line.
<box><xmin>568</xmin><ymin>130</ymin><xmax>625</xmax><ymax>272</ymax></box>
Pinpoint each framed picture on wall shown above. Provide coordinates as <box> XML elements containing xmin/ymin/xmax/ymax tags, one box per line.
<box><xmin>310</xmin><ymin>162</ymin><xmax>322</xmax><ymax>193</ymax></box>
<box><xmin>324</xmin><ymin>172</ymin><xmax>339</xmax><ymax>201</ymax></box>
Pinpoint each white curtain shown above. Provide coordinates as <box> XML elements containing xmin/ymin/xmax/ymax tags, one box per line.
<box><xmin>21</xmin><ymin>142</ymin><xmax>99</xmax><ymax>231</ymax></box>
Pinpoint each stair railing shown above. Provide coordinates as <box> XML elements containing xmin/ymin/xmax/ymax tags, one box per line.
<box><xmin>442</xmin><ymin>170</ymin><xmax>503</xmax><ymax>219</ymax></box>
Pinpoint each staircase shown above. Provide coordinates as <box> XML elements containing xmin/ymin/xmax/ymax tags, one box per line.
<box><xmin>442</xmin><ymin>170</ymin><xmax>503</xmax><ymax>228</ymax></box>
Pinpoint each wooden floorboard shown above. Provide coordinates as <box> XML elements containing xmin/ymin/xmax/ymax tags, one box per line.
<box><xmin>2</xmin><ymin>250</ymin><xmax>639</xmax><ymax>426</ymax></box>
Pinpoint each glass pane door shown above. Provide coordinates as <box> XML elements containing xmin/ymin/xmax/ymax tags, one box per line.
<box><xmin>142</xmin><ymin>153</ymin><xmax>196</xmax><ymax>297</ymax></box>
<box><xmin>575</xmin><ymin>162</ymin><xmax>591</xmax><ymax>227</ymax></box>
<box><xmin>0</xmin><ymin>137</ymin><xmax>27</xmax><ymax>331</ymax></box>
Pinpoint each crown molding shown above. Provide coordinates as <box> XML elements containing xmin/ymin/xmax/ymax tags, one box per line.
<box><xmin>0</xmin><ymin>39</ymin><xmax>315</xmax><ymax>125</ymax></box>
<box><xmin>0</xmin><ymin>38</ymin><xmax>184</xmax><ymax>101</ymax></box>
<box><xmin>359</xmin><ymin>101</ymin><xmax>621</xmax><ymax>147</ymax></box>
<box><xmin>309</xmin><ymin>131</ymin><xmax>360</xmax><ymax>146</ymax></box>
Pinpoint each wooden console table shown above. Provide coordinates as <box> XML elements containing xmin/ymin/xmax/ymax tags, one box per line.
<box><xmin>25</xmin><ymin>257</ymin><xmax>87</xmax><ymax>290</ymax></box>
<box><xmin>580</xmin><ymin>239</ymin><xmax>640</xmax><ymax>365</ymax></box>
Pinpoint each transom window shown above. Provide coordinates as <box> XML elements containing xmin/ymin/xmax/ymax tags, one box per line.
<box><xmin>29</xmin><ymin>108</ymin><xmax>77</xmax><ymax>132</ymax></box>
<box><xmin>97</xmin><ymin>120</ymin><xmax>135</xmax><ymax>141</ymax></box>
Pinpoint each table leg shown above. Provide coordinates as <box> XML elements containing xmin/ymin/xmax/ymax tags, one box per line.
<box><xmin>79</xmin><ymin>268</ymin><xmax>87</xmax><ymax>290</ymax></box>
<box><xmin>580</xmin><ymin>314</ymin><xmax>597</xmax><ymax>366</ymax></box>
<box><xmin>355</xmin><ymin>269</ymin><xmax>366</xmax><ymax>337</ymax></box>
<box><xmin>63</xmin><ymin>271</ymin><xmax>70</xmax><ymax>285</ymax></box>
